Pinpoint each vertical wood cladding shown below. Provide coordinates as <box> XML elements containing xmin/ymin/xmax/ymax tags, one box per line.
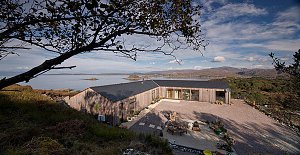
<box><xmin>65</xmin><ymin>85</ymin><xmax>230</xmax><ymax>126</ymax></box>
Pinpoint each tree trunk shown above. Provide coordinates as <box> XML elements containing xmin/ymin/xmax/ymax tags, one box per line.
<box><xmin>0</xmin><ymin>47</ymin><xmax>87</xmax><ymax>89</ymax></box>
<box><xmin>0</xmin><ymin>29</ymin><xmax>127</xmax><ymax>90</ymax></box>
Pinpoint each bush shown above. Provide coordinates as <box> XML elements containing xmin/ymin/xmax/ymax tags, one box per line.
<box><xmin>0</xmin><ymin>84</ymin><xmax>172</xmax><ymax>154</ymax></box>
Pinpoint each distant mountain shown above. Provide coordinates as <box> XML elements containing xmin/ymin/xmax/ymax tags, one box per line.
<box><xmin>236</xmin><ymin>68</ymin><xmax>280</xmax><ymax>77</ymax></box>
<box><xmin>146</xmin><ymin>66</ymin><xmax>283</xmax><ymax>79</ymax></box>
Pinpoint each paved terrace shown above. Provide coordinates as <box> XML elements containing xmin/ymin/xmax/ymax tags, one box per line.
<box><xmin>125</xmin><ymin>99</ymin><xmax>300</xmax><ymax>155</ymax></box>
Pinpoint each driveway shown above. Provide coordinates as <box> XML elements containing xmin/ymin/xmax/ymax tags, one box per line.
<box><xmin>129</xmin><ymin>99</ymin><xmax>300</xmax><ymax>155</ymax></box>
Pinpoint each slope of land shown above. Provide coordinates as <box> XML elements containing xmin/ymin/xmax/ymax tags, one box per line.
<box><xmin>146</xmin><ymin>66</ymin><xmax>283</xmax><ymax>79</ymax></box>
<box><xmin>0</xmin><ymin>85</ymin><xmax>171</xmax><ymax>154</ymax></box>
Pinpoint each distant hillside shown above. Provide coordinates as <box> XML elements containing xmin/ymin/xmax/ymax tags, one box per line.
<box><xmin>236</xmin><ymin>68</ymin><xmax>280</xmax><ymax>77</ymax></box>
<box><xmin>147</xmin><ymin>66</ymin><xmax>284</xmax><ymax>79</ymax></box>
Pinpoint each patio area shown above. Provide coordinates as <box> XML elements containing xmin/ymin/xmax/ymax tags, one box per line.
<box><xmin>123</xmin><ymin>99</ymin><xmax>300</xmax><ymax>155</ymax></box>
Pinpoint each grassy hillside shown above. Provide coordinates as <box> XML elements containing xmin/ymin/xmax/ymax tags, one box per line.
<box><xmin>224</xmin><ymin>77</ymin><xmax>300</xmax><ymax>130</ymax></box>
<box><xmin>0</xmin><ymin>85</ymin><xmax>172</xmax><ymax>154</ymax></box>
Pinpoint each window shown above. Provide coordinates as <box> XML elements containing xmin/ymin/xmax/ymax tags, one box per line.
<box><xmin>128</xmin><ymin>97</ymin><xmax>136</xmax><ymax>103</ymax></box>
<box><xmin>167</xmin><ymin>89</ymin><xmax>173</xmax><ymax>98</ymax></box>
<box><xmin>119</xmin><ymin>103</ymin><xmax>124</xmax><ymax>122</ymax></box>
<box><xmin>97</xmin><ymin>115</ymin><xmax>106</xmax><ymax>122</ymax></box>
<box><xmin>216</xmin><ymin>91</ymin><xmax>225</xmax><ymax>102</ymax></box>
<box><xmin>152</xmin><ymin>90</ymin><xmax>155</xmax><ymax>100</ymax></box>
<box><xmin>191</xmin><ymin>90</ymin><xmax>199</xmax><ymax>101</ymax></box>
<box><xmin>119</xmin><ymin>103</ymin><xmax>123</xmax><ymax>115</ymax></box>
<box><xmin>182</xmin><ymin>89</ymin><xmax>190</xmax><ymax>100</ymax></box>
<box><xmin>127</xmin><ymin>97</ymin><xmax>136</xmax><ymax>116</ymax></box>
<box><xmin>174</xmin><ymin>89</ymin><xmax>182</xmax><ymax>99</ymax></box>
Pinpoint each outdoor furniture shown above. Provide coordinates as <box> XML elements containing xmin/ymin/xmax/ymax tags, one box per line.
<box><xmin>214</xmin><ymin>99</ymin><xmax>224</xmax><ymax>105</ymax></box>
<box><xmin>203</xmin><ymin>150</ymin><xmax>212</xmax><ymax>155</ymax></box>
<box><xmin>167</xmin><ymin>126</ymin><xmax>187</xmax><ymax>135</ymax></box>
<box><xmin>192</xmin><ymin>121</ymin><xmax>201</xmax><ymax>131</ymax></box>
<box><xmin>166</xmin><ymin>121</ymin><xmax>187</xmax><ymax>136</ymax></box>
<box><xmin>170</xmin><ymin>112</ymin><xmax>177</xmax><ymax>122</ymax></box>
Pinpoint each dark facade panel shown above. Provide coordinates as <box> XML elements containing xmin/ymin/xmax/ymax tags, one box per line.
<box><xmin>90</xmin><ymin>80</ymin><xmax>159</xmax><ymax>102</ymax></box>
<box><xmin>153</xmin><ymin>80</ymin><xmax>229</xmax><ymax>89</ymax></box>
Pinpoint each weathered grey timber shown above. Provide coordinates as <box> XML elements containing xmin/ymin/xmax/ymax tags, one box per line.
<box><xmin>64</xmin><ymin>80</ymin><xmax>231</xmax><ymax>125</ymax></box>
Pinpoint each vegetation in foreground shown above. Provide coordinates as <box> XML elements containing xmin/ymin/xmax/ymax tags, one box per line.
<box><xmin>225</xmin><ymin>77</ymin><xmax>300</xmax><ymax>130</ymax></box>
<box><xmin>0</xmin><ymin>85</ymin><xmax>172</xmax><ymax>154</ymax></box>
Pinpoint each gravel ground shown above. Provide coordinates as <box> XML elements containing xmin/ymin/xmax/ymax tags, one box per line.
<box><xmin>130</xmin><ymin>99</ymin><xmax>300</xmax><ymax>155</ymax></box>
<box><xmin>157</xmin><ymin>99</ymin><xmax>300</xmax><ymax>154</ymax></box>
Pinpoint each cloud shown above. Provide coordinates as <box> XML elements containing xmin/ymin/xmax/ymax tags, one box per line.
<box><xmin>264</xmin><ymin>39</ymin><xmax>300</xmax><ymax>52</ymax></box>
<box><xmin>168</xmin><ymin>60</ymin><xmax>178</xmax><ymax>64</ymax></box>
<box><xmin>193</xmin><ymin>66</ymin><xmax>210</xmax><ymax>70</ymax></box>
<box><xmin>253</xmin><ymin>64</ymin><xmax>264</xmax><ymax>68</ymax></box>
<box><xmin>240</xmin><ymin>39</ymin><xmax>300</xmax><ymax>52</ymax></box>
<box><xmin>202</xmin><ymin>0</ymin><xmax>227</xmax><ymax>11</ymax></box>
<box><xmin>168</xmin><ymin>59</ymin><xmax>184</xmax><ymax>64</ymax></box>
<box><xmin>247</xmin><ymin>57</ymin><xmax>255</xmax><ymax>62</ymax></box>
<box><xmin>197</xmin><ymin>4</ymin><xmax>299</xmax><ymax>69</ymax></box>
<box><xmin>212</xmin><ymin>56</ymin><xmax>225</xmax><ymax>62</ymax></box>
<box><xmin>213</xmin><ymin>3</ymin><xmax>267</xmax><ymax>20</ymax></box>
<box><xmin>273</xmin><ymin>6</ymin><xmax>300</xmax><ymax>30</ymax></box>
<box><xmin>1</xmin><ymin>2</ymin><xmax>299</xmax><ymax>73</ymax></box>
<box><xmin>202</xmin><ymin>4</ymin><xmax>300</xmax><ymax>46</ymax></box>
<box><xmin>203</xmin><ymin>3</ymin><xmax>267</xmax><ymax>26</ymax></box>
<box><xmin>16</xmin><ymin>66</ymin><xmax>30</xmax><ymax>70</ymax></box>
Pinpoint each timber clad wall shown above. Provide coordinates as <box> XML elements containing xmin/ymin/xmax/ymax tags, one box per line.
<box><xmin>202</xmin><ymin>88</ymin><xmax>209</xmax><ymax>102</ymax></box>
<box><xmin>135</xmin><ymin>88</ymin><xmax>154</xmax><ymax>110</ymax></box>
<box><xmin>65</xmin><ymin>88</ymin><xmax>157</xmax><ymax>125</ymax></box>
<box><xmin>160</xmin><ymin>87</ymin><xmax>228</xmax><ymax>103</ymax></box>
<box><xmin>64</xmin><ymin>80</ymin><xmax>230</xmax><ymax>125</ymax></box>
<box><xmin>64</xmin><ymin>88</ymin><xmax>119</xmax><ymax>125</ymax></box>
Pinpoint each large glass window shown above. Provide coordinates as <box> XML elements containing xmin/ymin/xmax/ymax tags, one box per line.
<box><xmin>167</xmin><ymin>89</ymin><xmax>173</xmax><ymax>98</ymax></box>
<box><xmin>182</xmin><ymin>89</ymin><xmax>190</xmax><ymax>100</ymax></box>
<box><xmin>174</xmin><ymin>89</ymin><xmax>182</xmax><ymax>99</ymax></box>
<box><xmin>191</xmin><ymin>90</ymin><xmax>199</xmax><ymax>101</ymax></box>
<box><xmin>216</xmin><ymin>91</ymin><xmax>225</xmax><ymax>102</ymax></box>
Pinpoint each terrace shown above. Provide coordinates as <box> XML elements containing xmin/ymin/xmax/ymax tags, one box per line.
<box><xmin>122</xmin><ymin>99</ymin><xmax>300</xmax><ymax>155</ymax></box>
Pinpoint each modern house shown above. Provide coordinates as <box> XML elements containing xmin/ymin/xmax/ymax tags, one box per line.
<box><xmin>64</xmin><ymin>80</ymin><xmax>230</xmax><ymax>125</ymax></box>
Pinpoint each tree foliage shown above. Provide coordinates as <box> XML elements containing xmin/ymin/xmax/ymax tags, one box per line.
<box><xmin>0</xmin><ymin>0</ymin><xmax>207</xmax><ymax>89</ymax></box>
<box><xmin>269</xmin><ymin>49</ymin><xmax>300</xmax><ymax>110</ymax></box>
<box><xmin>226</xmin><ymin>77</ymin><xmax>300</xmax><ymax>128</ymax></box>
<box><xmin>269</xmin><ymin>49</ymin><xmax>300</xmax><ymax>79</ymax></box>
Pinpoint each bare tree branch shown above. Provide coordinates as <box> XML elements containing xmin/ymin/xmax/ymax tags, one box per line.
<box><xmin>51</xmin><ymin>66</ymin><xmax>76</xmax><ymax>69</ymax></box>
<box><xmin>0</xmin><ymin>0</ymin><xmax>206</xmax><ymax>89</ymax></box>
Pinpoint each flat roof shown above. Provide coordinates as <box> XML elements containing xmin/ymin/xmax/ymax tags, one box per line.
<box><xmin>153</xmin><ymin>80</ymin><xmax>229</xmax><ymax>89</ymax></box>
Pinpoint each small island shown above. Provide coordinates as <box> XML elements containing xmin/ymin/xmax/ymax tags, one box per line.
<box><xmin>82</xmin><ymin>77</ymin><xmax>98</xmax><ymax>81</ymax></box>
<box><xmin>124</xmin><ymin>74</ymin><xmax>142</xmax><ymax>81</ymax></box>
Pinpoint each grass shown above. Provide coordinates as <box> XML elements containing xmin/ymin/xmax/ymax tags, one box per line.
<box><xmin>0</xmin><ymin>84</ymin><xmax>172</xmax><ymax>155</ymax></box>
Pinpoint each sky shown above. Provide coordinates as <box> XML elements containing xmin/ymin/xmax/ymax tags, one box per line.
<box><xmin>1</xmin><ymin>0</ymin><xmax>300</xmax><ymax>74</ymax></box>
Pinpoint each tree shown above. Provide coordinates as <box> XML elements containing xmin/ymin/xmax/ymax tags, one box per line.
<box><xmin>270</xmin><ymin>49</ymin><xmax>300</xmax><ymax>110</ymax></box>
<box><xmin>0</xmin><ymin>0</ymin><xmax>207</xmax><ymax>89</ymax></box>
<box><xmin>269</xmin><ymin>49</ymin><xmax>300</xmax><ymax>79</ymax></box>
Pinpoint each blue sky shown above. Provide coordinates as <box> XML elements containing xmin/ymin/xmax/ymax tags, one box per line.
<box><xmin>1</xmin><ymin>0</ymin><xmax>300</xmax><ymax>74</ymax></box>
